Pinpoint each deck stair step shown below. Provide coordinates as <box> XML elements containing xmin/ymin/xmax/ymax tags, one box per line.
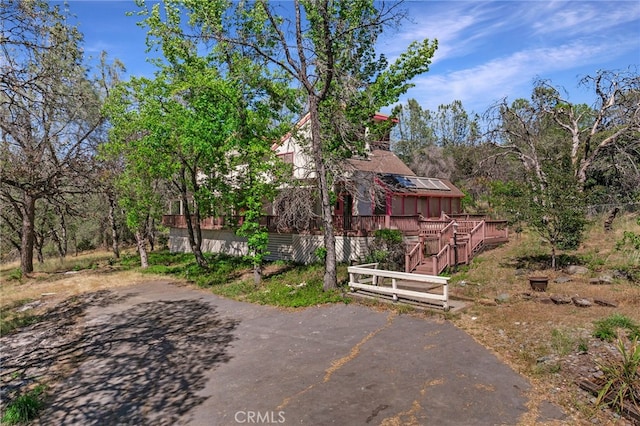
<box><xmin>413</xmin><ymin>264</ymin><xmax>434</xmax><ymax>275</ymax></box>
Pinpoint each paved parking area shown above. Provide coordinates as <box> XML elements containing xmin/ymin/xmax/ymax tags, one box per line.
<box><xmin>25</xmin><ymin>281</ymin><xmax>559</xmax><ymax>425</ymax></box>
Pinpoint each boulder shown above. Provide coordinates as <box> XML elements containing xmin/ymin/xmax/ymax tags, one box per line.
<box><xmin>593</xmin><ymin>298</ymin><xmax>617</xmax><ymax>307</ymax></box>
<box><xmin>550</xmin><ymin>295</ymin><xmax>572</xmax><ymax>305</ymax></box>
<box><xmin>598</xmin><ymin>275</ymin><xmax>614</xmax><ymax>285</ymax></box>
<box><xmin>495</xmin><ymin>293</ymin><xmax>510</xmax><ymax>303</ymax></box>
<box><xmin>572</xmin><ymin>297</ymin><xmax>592</xmax><ymax>308</ymax></box>
<box><xmin>566</xmin><ymin>265</ymin><xmax>589</xmax><ymax>275</ymax></box>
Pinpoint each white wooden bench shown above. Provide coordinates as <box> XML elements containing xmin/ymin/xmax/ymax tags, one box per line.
<box><xmin>348</xmin><ymin>263</ymin><xmax>450</xmax><ymax>310</ymax></box>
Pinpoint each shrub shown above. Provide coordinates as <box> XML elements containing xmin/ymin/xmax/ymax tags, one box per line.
<box><xmin>75</xmin><ymin>238</ymin><xmax>95</xmax><ymax>252</ymax></box>
<box><xmin>365</xmin><ymin>229</ymin><xmax>405</xmax><ymax>271</ymax></box>
<box><xmin>7</xmin><ymin>268</ymin><xmax>22</xmax><ymax>282</ymax></box>
<box><xmin>595</xmin><ymin>337</ymin><xmax>640</xmax><ymax>415</ymax></box>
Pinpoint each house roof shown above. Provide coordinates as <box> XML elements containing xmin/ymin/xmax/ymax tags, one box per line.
<box><xmin>347</xmin><ymin>150</ymin><xmax>416</xmax><ymax>176</ymax></box>
<box><xmin>378</xmin><ymin>174</ymin><xmax>465</xmax><ymax>198</ymax></box>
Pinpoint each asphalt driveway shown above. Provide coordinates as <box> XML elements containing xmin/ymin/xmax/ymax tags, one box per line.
<box><xmin>4</xmin><ymin>280</ymin><xmax>565</xmax><ymax>425</ymax></box>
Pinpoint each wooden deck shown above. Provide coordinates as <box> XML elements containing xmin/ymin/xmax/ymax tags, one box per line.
<box><xmin>404</xmin><ymin>216</ymin><xmax>508</xmax><ymax>275</ymax></box>
<box><xmin>162</xmin><ymin>213</ymin><xmax>509</xmax><ymax>273</ymax></box>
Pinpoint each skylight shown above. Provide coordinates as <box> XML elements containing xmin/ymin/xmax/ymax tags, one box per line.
<box><xmin>392</xmin><ymin>175</ymin><xmax>450</xmax><ymax>191</ymax></box>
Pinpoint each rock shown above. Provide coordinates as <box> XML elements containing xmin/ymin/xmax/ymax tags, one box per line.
<box><xmin>593</xmin><ymin>298</ymin><xmax>617</xmax><ymax>307</ymax></box>
<box><xmin>572</xmin><ymin>297</ymin><xmax>592</xmax><ymax>308</ymax></box>
<box><xmin>17</xmin><ymin>300</ymin><xmax>43</xmax><ymax>312</ymax></box>
<box><xmin>495</xmin><ymin>293</ymin><xmax>510</xmax><ymax>303</ymax></box>
<box><xmin>589</xmin><ymin>278</ymin><xmax>601</xmax><ymax>285</ymax></box>
<box><xmin>598</xmin><ymin>275</ymin><xmax>613</xmax><ymax>284</ymax></box>
<box><xmin>539</xmin><ymin>297</ymin><xmax>554</xmax><ymax>304</ymax></box>
<box><xmin>514</xmin><ymin>269</ymin><xmax>528</xmax><ymax>276</ymax></box>
<box><xmin>550</xmin><ymin>295</ymin><xmax>572</xmax><ymax>304</ymax></box>
<box><xmin>478</xmin><ymin>298</ymin><xmax>497</xmax><ymax>306</ymax></box>
<box><xmin>554</xmin><ymin>276</ymin><xmax>572</xmax><ymax>283</ymax></box>
<box><xmin>566</xmin><ymin>265</ymin><xmax>589</xmax><ymax>275</ymax></box>
<box><xmin>613</xmin><ymin>269</ymin><xmax>632</xmax><ymax>280</ymax></box>
<box><xmin>521</xmin><ymin>292</ymin><xmax>534</xmax><ymax>300</ymax></box>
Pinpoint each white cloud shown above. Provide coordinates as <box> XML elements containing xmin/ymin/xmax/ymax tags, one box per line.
<box><xmin>399</xmin><ymin>36</ymin><xmax>633</xmax><ymax>114</ymax></box>
<box><xmin>531</xmin><ymin>2</ymin><xmax>640</xmax><ymax>36</ymax></box>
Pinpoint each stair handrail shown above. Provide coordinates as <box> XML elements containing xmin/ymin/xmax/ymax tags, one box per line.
<box><xmin>432</xmin><ymin>244</ymin><xmax>450</xmax><ymax>275</ymax></box>
<box><xmin>438</xmin><ymin>220</ymin><xmax>456</xmax><ymax>251</ymax></box>
<box><xmin>405</xmin><ymin>240</ymin><xmax>423</xmax><ymax>272</ymax></box>
<box><xmin>468</xmin><ymin>220</ymin><xmax>485</xmax><ymax>255</ymax></box>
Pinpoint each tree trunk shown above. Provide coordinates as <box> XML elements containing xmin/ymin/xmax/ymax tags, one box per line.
<box><xmin>58</xmin><ymin>208</ymin><xmax>68</xmax><ymax>257</ymax></box>
<box><xmin>309</xmin><ymin>97</ymin><xmax>337</xmax><ymax>290</ymax></box>
<box><xmin>20</xmin><ymin>194</ymin><xmax>36</xmax><ymax>274</ymax></box>
<box><xmin>604</xmin><ymin>207</ymin><xmax>619</xmax><ymax>232</ymax></box>
<box><xmin>135</xmin><ymin>230</ymin><xmax>149</xmax><ymax>268</ymax></box>
<box><xmin>108</xmin><ymin>195</ymin><xmax>120</xmax><ymax>258</ymax></box>
<box><xmin>253</xmin><ymin>263</ymin><xmax>262</xmax><ymax>287</ymax></box>
<box><xmin>180</xmin><ymin>188</ymin><xmax>208</xmax><ymax>268</ymax></box>
<box><xmin>551</xmin><ymin>245</ymin><xmax>557</xmax><ymax>270</ymax></box>
<box><xmin>35</xmin><ymin>232</ymin><xmax>44</xmax><ymax>264</ymax></box>
<box><xmin>52</xmin><ymin>230</ymin><xmax>65</xmax><ymax>259</ymax></box>
<box><xmin>148</xmin><ymin>217</ymin><xmax>155</xmax><ymax>252</ymax></box>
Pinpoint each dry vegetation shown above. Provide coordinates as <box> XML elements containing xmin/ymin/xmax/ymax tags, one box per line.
<box><xmin>0</xmin><ymin>250</ymin><xmax>171</xmax><ymax>319</ymax></box>
<box><xmin>447</xmin><ymin>213</ymin><xmax>640</xmax><ymax>425</ymax></box>
<box><xmin>1</xmin><ymin>214</ymin><xmax>639</xmax><ymax>425</ymax></box>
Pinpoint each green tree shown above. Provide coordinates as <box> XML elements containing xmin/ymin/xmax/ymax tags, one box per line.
<box><xmin>178</xmin><ymin>0</ymin><xmax>437</xmax><ymax>290</ymax></box>
<box><xmin>527</xmin><ymin>158</ymin><xmax>587</xmax><ymax>269</ymax></box>
<box><xmin>392</xmin><ymin>99</ymin><xmax>435</xmax><ymax>163</ymax></box>
<box><xmin>127</xmin><ymin>1</ymin><xmax>295</xmax><ymax>275</ymax></box>
<box><xmin>103</xmin><ymin>60</ymin><xmax>241</xmax><ymax>268</ymax></box>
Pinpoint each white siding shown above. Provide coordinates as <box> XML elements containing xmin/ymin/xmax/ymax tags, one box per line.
<box><xmin>274</xmin><ymin>122</ymin><xmax>316</xmax><ymax>180</ymax></box>
<box><xmin>168</xmin><ymin>228</ymin><xmax>372</xmax><ymax>264</ymax></box>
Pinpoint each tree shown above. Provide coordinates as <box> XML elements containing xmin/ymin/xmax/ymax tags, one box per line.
<box><xmin>114</xmin><ymin>1</ymin><xmax>294</xmax><ymax>274</ymax></box>
<box><xmin>391</xmin><ymin>98</ymin><xmax>435</xmax><ymax>162</ymax></box>
<box><xmin>486</xmin><ymin>93</ymin><xmax>587</xmax><ymax>268</ymax></box>
<box><xmin>103</xmin><ymin>62</ymin><xmax>240</xmax><ymax>268</ymax></box>
<box><xmin>534</xmin><ymin>70</ymin><xmax>640</xmax><ymax>189</ymax></box>
<box><xmin>0</xmin><ymin>0</ymin><xmax>119</xmax><ymax>274</ymax></box>
<box><xmin>178</xmin><ymin>0</ymin><xmax>437</xmax><ymax>290</ymax></box>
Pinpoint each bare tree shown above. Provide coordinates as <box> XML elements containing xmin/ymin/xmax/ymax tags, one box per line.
<box><xmin>0</xmin><ymin>0</ymin><xmax>119</xmax><ymax>274</ymax></box>
<box><xmin>535</xmin><ymin>69</ymin><xmax>640</xmax><ymax>187</ymax></box>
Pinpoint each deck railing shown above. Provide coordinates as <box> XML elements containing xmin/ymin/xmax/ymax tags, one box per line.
<box><xmin>432</xmin><ymin>244</ymin><xmax>450</xmax><ymax>275</ymax></box>
<box><xmin>164</xmin><ymin>214</ymin><xmax>424</xmax><ymax>234</ymax></box>
<box><xmin>162</xmin><ymin>213</ymin><xmax>509</xmax><ymax>275</ymax></box>
<box><xmin>348</xmin><ymin>263</ymin><xmax>450</xmax><ymax>310</ymax></box>
<box><xmin>405</xmin><ymin>241</ymin><xmax>423</xmax><ymax>273</ymax></box>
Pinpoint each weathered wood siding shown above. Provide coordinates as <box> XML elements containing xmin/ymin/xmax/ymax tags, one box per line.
<box><xmin>168</xmin><ymin>228</ymin><xmax>371</xmax><ymax>264</ymax></box>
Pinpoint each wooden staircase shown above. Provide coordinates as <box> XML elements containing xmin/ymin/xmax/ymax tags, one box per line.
<box><xmin>405</xmin><ymin>217</ymin><xmax>508</xmax><ymax>275</ymax></box>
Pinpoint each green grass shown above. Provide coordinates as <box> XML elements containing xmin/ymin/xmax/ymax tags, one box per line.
<box><xmin>1</xmin><ymin>385</ymin><xmax>46</xmax><ymax>425</ymax></box>
<box><xmin>213</xmin><ymin>263</ymin><xmax>348</xmax><ymax>307</ymax></box>
<box><xmin>123</xmin><ymin>251</ymin><xmax>349</xmax><ymax>308</ymax></box>
<box><xmin>595</xmin><ymin>337</ymin><xmax>640</xmax><ymax>415</ymax></box>
<box><xmin>593</xmin><ymin>314</ymin><xmax>640</xmax><ymax>341</ymax></box>
<box><xmin>0</xmin><ymin>300</ymin><xmax>41</xmax><ymax>336</ymax></box>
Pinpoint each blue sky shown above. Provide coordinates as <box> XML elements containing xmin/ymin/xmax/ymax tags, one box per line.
<box><xmin>65</xmin><ymin>1</ymin><xmax>640</xmax><ymax>115</ymax></box>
